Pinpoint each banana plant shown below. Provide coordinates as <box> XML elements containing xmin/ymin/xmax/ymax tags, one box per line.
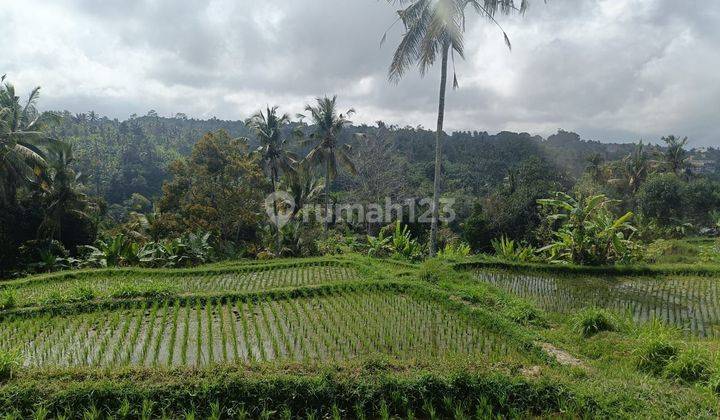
<box><xmin>537</xmin><ymin>192</ymin><xmax>638</xmax><ymax>265</ymax></box>
<box><xmin>491</xmin><ymin>236</ymin><xmax>535</xmax><ymax>263</ymax></box>
<box><xmin>366</xmin><ymin>230</ymin><xmax>392</xmax><ymax>258</ymax></box>
<box><xmin>437</xmin><ymin>243</ymin><xmax>471</xmax><ymax>261</ymax></box>
<box><xmin>389</xmin><ymin>220</ymin><xmax>423</xmax><ymax>261</ymax></box>
<box><xmin>81</xmin><ymin>234</ymin><xmax>141</xmax><ymax>267</ymax></box>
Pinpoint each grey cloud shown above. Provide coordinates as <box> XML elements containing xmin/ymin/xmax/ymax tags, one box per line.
<box><xmin>2</xmin><ymin>0</ymin><xmax>718</xmax><ymax>146</ymax></box>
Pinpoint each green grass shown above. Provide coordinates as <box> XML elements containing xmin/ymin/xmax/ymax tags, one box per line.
<box><xmin>0</xmin><ymin>361</ymin><xmax>601</xmax><ymax>418</ymax></box>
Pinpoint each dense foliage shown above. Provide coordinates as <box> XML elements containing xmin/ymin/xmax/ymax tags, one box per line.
<box><xmin>3</xmin><ymin>73</ymin><xmax>720</xmax><ymax>275</ymax></box>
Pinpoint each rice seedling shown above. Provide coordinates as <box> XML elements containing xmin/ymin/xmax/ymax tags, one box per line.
<box><xmin>0</xmin><ymin>288</ymin><xmax>519</xmax><ymax>368</ymax></box>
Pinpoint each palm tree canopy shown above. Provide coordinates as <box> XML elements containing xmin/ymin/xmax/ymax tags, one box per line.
<box><xmin>386</xmin><ymin>0</ymin><xmax>528</xmax><ymax>82</ymax></box>
<box><xmin>661</xmin><ymin>135</ymin><xmax>689</xmax><ymax>175</ymax></box>
<box><xmin>0</xmin><ymin>75</ymin><xmax>60</xmax><ymax>203</ymax></box>
<box><xmin>246</xmin><ymin>106</ymin><xmax>297</xmax><ymax>177</ymax></box>
<box><xmin>299</xmin><ymin>96</ymin><xmax>357</xmax><ymax>180</ymax></box>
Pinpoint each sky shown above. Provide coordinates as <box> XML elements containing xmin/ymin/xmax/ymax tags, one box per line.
<box><xmin>1</xmin><ymin>0</ymin><xmax>719</xmax><ymax>146</ymax></box>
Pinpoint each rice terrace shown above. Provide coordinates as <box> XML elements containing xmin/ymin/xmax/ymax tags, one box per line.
<box><xmin>3</xmin><ymin>0</ymin><xmax>720</xmax><ymax>418</ymax></box>
<box><xmin>1</xmin><ymin>256</ymin><xmax>719</xmax><ymax>418</ymax></box>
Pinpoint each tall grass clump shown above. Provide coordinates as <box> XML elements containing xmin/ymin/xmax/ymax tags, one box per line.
<box><xmin>572</xmin><ymin>307</ymin><xmax>619</xmax><ymax>337</ymax></box>
<box><xmin>665</xmin><ymin>347</ymin><xmax>713</xmax><ymax>384</ymax></box>
<box><xmin>0</xmin><ymin>349</ymin><xmax>20</xmax><ymax>381</ymax></box>
<box><xmin>632</xmin><ymin>321</ymin><xmax>679</xmax><ymax>375</ymax></box>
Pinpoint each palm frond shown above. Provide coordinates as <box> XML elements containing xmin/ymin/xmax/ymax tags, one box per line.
<box><xmin>336</xmin><ymin>148</ymin><xmax>358</xmax><ymax>176</ymax></box>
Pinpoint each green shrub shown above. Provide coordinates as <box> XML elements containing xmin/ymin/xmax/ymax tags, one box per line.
<box><xmin>0</xmin><ymin>349</ymin><xmax>20</xmax><ymax>381</ymax></box>
<box><xmin>388</xmin><ymin>221</ymin><xmax>423</xmax><ymax>261</ymax></box>
<box><xmin>417</xmin><ymin>259</ymin><xmax>450</xmax><ymax>284</ymax></box>
<box><xmin>69</xmin><ymin>286</ymin><xmax>96</xmax><ymax>303</ymax></box>
<box><xmin>536</xmin><ymin>193</ymin><xmax>638</xmax><ymax>265</ymax></box>
<box><xmin>0</xmin><ymin>289</ymin><xmax>16</xmax><ymax>310</ymax></box>
<box><xmin>17</xmin><ymin>239</ymin><xmax>70</xmax><ymax>273</ymax></box>
<box><xmin>366</xmin><ymin>221</ymin><xmax>423</xmax><ymax>261</ymax></box>
<box><xmin>572</xmin><ymin>308</ymin><xmax>618</xmax><ymax>337</ymax></box>
<box><xmin>42</xmin><ymin>291</ymin><xmax>64</xmax><ymax>306</ymax></box>
<box><xmin>110</xmin><ymin>283</ymin><xmax>178</xmax><ymax>299</ymax></box>
<box><xmin>315</xmin><ymin>233</ymin><xmax>363</xmax><ymax>256</ymax></box>
<box><xmin>665</xmin><ymin>347</ymin><xmax>713</xmax><ymax>384</ymax></box>
<box><xmin>633</xmin><ymin>338</ymin><xmax>679</xmax><ymax>375</ymax></box>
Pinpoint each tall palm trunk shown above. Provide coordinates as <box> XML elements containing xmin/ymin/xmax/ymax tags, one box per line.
<box><xmin>324</xmin><ymin>149</ymin><xmax>332</xmax><ymax>232</ymax></box>
<box><xmin>270</xmin><ymin>163</ymin><xmax>282</xmax><ymax>253</ymax></box>
<box><xmin>429</xmin><ymin>42</ymin><xmax>449</xmax><ymax>257</ymax></box>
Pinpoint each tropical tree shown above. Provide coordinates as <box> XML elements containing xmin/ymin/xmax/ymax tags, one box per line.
<box><xmin>157</xmin><ymin>130</ymin><xmax>267</xmax><ymax>246</ymax></box>
<box><xmin>299</xmin><ymin>96</ymin><xmax>357</xmax><ymax>231</ymax></box>
<box><xmin>585</xmin><ymin>153</ymin><xmax>605</xmax><ymax>182</ymax></box>
<box><xmin>661</xmin><ymin>135</ymin><xmax>689</xmax><ymax>176</ymax></box>
<box><xmin>246</xmin><ymin>106</ymin><xmax>297</xmax><ymax>251</ymax></box>
<box><xmin>635</xmin><ymin>173</ymin><xmax>687</xmax><ymax>229</ymax></box>
<box><xmin>384</xmin><ymin>0</ymin><xmax>528</xmax><ymax>255</ymax></box>
<box><xmin>0</xmin><ymin>75</ymin><xmax>57</xmax><ymax>207</ymax></box>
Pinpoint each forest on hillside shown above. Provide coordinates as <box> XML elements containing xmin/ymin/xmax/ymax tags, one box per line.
<box><xmin>3</xmin><ymin>76</ymin><xmax>720</xmax><ymax>276</ymax></box>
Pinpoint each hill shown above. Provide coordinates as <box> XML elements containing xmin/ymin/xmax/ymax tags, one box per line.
<box><xmin>49</xmin><ymin>111</ymin><xmax>718</xmax><ymax>206</ymax></box>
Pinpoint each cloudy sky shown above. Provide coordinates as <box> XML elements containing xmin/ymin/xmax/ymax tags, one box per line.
<box><xmin>2</xmin><ymin>0</ymin><xmax>719</xmax><ymax>146</ymax></box>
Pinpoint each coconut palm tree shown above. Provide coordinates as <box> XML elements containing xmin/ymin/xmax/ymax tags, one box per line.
<box><xmin>298</xmin><ymin>96</ymin><xmax>357</xmax><ymax>231</ymax></box>
<box><xmin>38</xmin><ymin>142</ymin><xmax>96</xmax><ymax>242</ymax></box>
<box><xmin>0</xmin><ymin>75</ymin><xmax>57</xmax><ymax>207</ymax></box>
<box><xmin>384</xmin><ymin>0</ymin><xmax>529</xmax><ymax>255</ymax></box>
<box><xmin>504</xmin><ymin>167</ymin><xmax>520</xmax><ymax>193</ymax></box>
<box><xmin>282</xmin><ymin>159</ymin><xmax>325</xmax><ymax>219</ymax></box>
<box><xmin>661</xmin><ymin>135</ymin><xmax>689</xmax><ymax>176</ymax></box>
<box><xmin>610</xmin><ymin>142</ymin><xmax>654</xmax><ymax>195</ymax></box>
<box><xmin>585</xmin><ymin>153</ymin><xmax>605</xmax><ymax>182</ymax></box>
<box><xmin>246</xmin><ymin>106</ymin><xmax>297</xmax><ymax>252</ymax></box>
